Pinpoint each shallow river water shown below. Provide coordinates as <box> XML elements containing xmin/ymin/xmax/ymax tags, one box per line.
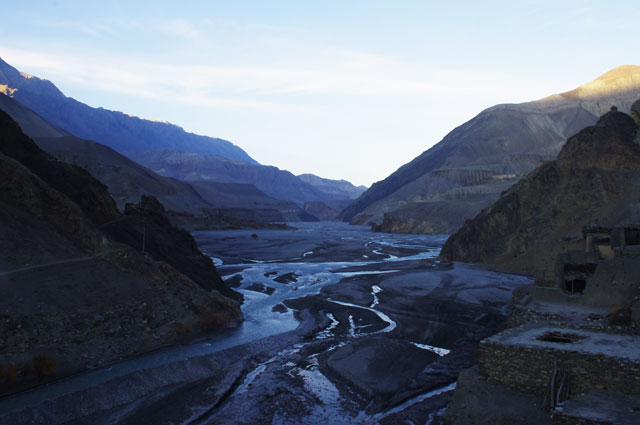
<box><xmin>197</xmin><ymin>222</ymin><xmax>447</xmax><ymax>344</ymax></box>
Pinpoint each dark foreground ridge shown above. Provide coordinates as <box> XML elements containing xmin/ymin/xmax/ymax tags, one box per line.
<box><xmin>0</xmin><ymin>110</ymin><xmax>242</xmax><ymax>396</ymax></box>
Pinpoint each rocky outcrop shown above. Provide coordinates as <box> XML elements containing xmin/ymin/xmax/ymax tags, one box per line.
<box><xmin>342</xmin><ymin>65</ymin><xmax>640</xmax><ymax>234</ymax></box>
<box><xmin>441</xmin><ymin>108</ymin><xmax>640</xmax><ymax>273</ymax></box>
<box><xmin>0</xmin><ymin>57</ymin><xmax>256</xmax><ymax>163</ymax></box>
<box><xmin>102</xmin><ymin>195</ymin><xmax>242</xmax><ymax>301</ymax></box>
<box><xmin>0</xmin><ymin>111</ymin><xmax>242</xmax><ymax>396</ymax></box>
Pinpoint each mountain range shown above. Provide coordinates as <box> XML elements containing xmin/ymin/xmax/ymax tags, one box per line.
<box><xmin>341</xmin><ymin>65</ymin><xmax>640</xmax><ymax>234</ymax></box>
<box><xmin>0</xmin><ymin>58</ymin><xmax>256</xmax><ymax>163</ymax></box>
<box><xmin>0</xmin><ymin>57</ymin><xmax>365</xmax><ymax>222</ymax></box>
<box><xmin>0</xmin><ymin>93</ymin><xmax>319</xmax><ymax>225</ymax></box>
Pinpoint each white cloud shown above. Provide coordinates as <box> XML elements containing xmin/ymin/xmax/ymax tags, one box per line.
<box><xmin>1</xmin><ymin>44</ymin><xmax>558</xmax><ymax>105</ymax></box>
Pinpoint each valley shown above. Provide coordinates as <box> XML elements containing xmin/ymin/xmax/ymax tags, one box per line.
<box><xmin>1</xmin><ymin>27</ymin><xmax>639</xmax><ymax>423</ymax></box>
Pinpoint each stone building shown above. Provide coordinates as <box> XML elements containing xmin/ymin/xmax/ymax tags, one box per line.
<box><xmin>531</xmin><ymin>224</ymin><xmax>640</xmax><ymax>322</ymax></box>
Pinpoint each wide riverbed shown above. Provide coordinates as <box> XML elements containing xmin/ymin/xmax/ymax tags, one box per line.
<box><xmin>196</xmin><ymin>222</ymin><xmax>447</xmax><ymax>345</ymax></box>
<box><xmin>0</xmin><ymin>222</ymin><xmax>532</xmax><ymax>424</ymax></box>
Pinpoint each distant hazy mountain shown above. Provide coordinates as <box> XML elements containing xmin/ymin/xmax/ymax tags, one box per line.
<box><xmin>0</xmin><ymin>57</ymin><xmax>257</xmax><ymax>163</ymax></box>
<box><xmin>297</xmin><ymin>173</ymin><xmax>366</xmax><ymax>199</ymax></box>
<box><xmin>0</xmin><ymin>92</ymin><xmax>207</xmax><ymax>213</ymax></box>
<box><xmin>127</xmin><ymin>149</ymin><xmax>360</xmax><ymax>203</ymax></box>
<box><xmin>0</xmin><ymin>93</ymin><xmax>313</xmax><ymax>222</ymax></box>
<box><xmin>341</xmin><ymin>65</ymin><xmax>640</xmax><ymax>234</ymax></box>
<box><xmin>0</xmin><ymin>57</ymin><xmax>363</xmax><ymax>211</ymax></box>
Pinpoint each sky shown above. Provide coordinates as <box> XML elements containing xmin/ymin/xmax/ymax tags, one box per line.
<box><xmin>1</xmin><ymin>1</ymin><xmax>639</xmax><ymax>187</ymax></box>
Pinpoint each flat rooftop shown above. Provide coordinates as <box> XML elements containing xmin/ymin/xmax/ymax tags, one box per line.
<box><xmin>483</xmin><ymin>324</ymin><xmax>640</xmax><ymax>362</ymax></box>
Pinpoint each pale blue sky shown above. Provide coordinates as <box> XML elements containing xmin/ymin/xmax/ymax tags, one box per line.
<box><xmin>1</xmin><ymin>1</ymin><xmax>638</xmax><ymax>186</ymax></box>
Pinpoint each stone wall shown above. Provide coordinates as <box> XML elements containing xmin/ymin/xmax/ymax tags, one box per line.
<box><xmin>478</xmin><ymin>340</ymin><xmax>640</xmax><ymax>396</ymax></box>
<box><xmin>581</xmin><ymin>254</ymin><xmax>640</xmax><ymax>307</ymax></box>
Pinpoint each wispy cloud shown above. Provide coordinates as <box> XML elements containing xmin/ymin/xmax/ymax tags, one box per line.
<box><xmin>1</xmin><ymin>43</ymin><xmax>555</xmax><ymax>110</ymax></box>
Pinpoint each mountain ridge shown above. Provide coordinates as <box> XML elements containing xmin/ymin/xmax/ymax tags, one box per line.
<box><xmin>341</xmin><ymin>65</ymin><xmax>640</xmax><ymax>234</ymax></box>
<box><xmin>0</xmin><ymin>57</ymin><xmax>257</xmax><ymax>163</ymax></box>
<box><xmin>0</xmin><ymin>93</ymin><xmax>317</xmax><ymax>224</ymax></box>
<box><xmin>0</xmin><ymin>58</ymin><xmax>363</xmax><ymax>210</ymax></box>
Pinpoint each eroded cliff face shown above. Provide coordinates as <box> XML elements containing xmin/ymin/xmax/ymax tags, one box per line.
<box><xmin>0</xmin><ymin>110</ymin><xmax>242</xmax><ymax>396</ymax></box>
<box><xmin>440</xmin><ymin>108</ymin><xmax>640</xmax><ymax>274</ymax></box>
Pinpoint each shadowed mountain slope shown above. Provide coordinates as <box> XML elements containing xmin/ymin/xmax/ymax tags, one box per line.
<box><xmin>0</xmin><ymin>58</ymin><xmax>361</xmax><ymax>210</ymax></box>
<box><xmin>441</xmin><ymin>105</ymin><xmax>640</xmax><ymax>273</ymax></box>
<box><xmin>0</xmin><ymin>57</ymin><xmax>256</xmax><ymax>163</ymax></box>
<box><xmin>341</xmin><ymin>66</ymin><xmax>640</xmax><ymax>234</ymax></box>
<box><xmin>0</xmin><ymin>93</ymin><xmax>315</xmax><ymax>222</ymax></box>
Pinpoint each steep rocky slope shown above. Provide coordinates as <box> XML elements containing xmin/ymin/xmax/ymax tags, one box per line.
<box><xmin>0</xmin><ymin>110</ymin><xmax>242</xmax><ymax>395</ymax></box>
<box><xmin>341</xmin><ymin>66</ymin><xmax>640</xmax><ymax>234</ymax></box>
<box><xmin>440</xmin><ymin>104</ymin><xmax>640</xmax><ymax>273</ymax></box>
<box><xmin>0</xmin><ymin>57</ymin><xmax>256</xmax><ymax>163</ymax></box>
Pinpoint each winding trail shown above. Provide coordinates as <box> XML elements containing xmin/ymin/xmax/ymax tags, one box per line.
<box><xmin>0</xmin><ymin>251</ymin><xmax>110</xmax><ymax>277</ymax></box>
